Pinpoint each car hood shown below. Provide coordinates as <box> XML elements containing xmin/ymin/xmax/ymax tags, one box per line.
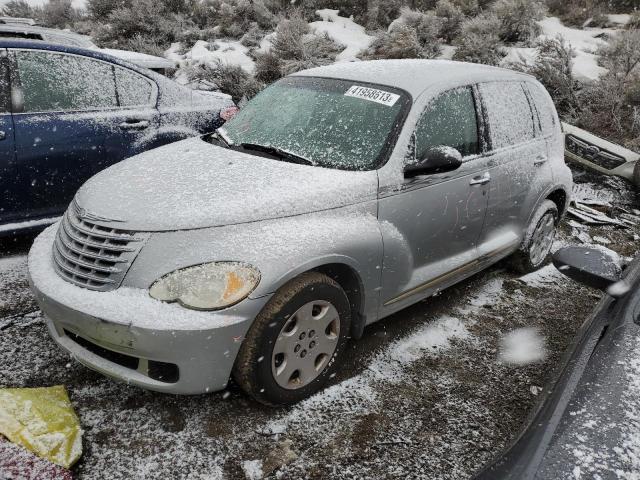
<box><xmin>75</xmin><ymin>137</ymin><xmax>378</xmax><ymax>232</ymax></box>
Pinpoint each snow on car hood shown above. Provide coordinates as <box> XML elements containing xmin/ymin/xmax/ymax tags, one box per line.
<box><xmin>75</xmin><ymin>137</ymin><xmax>378</xmax><ymax>232</ymax></box>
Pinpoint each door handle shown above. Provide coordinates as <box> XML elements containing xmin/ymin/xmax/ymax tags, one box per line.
<box><xmin>0</xmin><ymin>130</ymin><xmax>5</xmax><ymax>141</ymax></box>
<box><xmin>534</xmin><ymin>155</ymin><xmax>548</xmax><ymax>166</ymax></box>
<box><xmin>470</xmin><ymin>172</ymin><xmax>491</xmax><ymax>185</ymax></box>
<box><xmin>119</xmin><ymin>120</ymin><xmax>150</xmax><ymax>130</ymax></box>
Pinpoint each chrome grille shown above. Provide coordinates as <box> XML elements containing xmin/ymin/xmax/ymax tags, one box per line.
<box><xmin>566</xmin><ymin>134</ymin><xmax>626</xmax><ymax>170</ymax></box>
<box><xmin>52</xmin><ymin>203</ymin><xmax>147</xmax><ymax>291</ymax></box>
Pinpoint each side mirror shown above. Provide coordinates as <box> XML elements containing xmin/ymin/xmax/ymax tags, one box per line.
<box><xmin>404</xmin><ymin>145</ymin><xmax>462</xmax><ymax>178</ymax></box>
<box><xmin>552</xmin><ymin>246</ymin><xmax>623</xmax><ymax>292</ymax></box>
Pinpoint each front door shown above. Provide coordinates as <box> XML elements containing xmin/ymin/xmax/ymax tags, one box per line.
<box><xmin>378</xmin><ymin>86</ymin><xmax>490</xmax><ymax>315</ymax></box>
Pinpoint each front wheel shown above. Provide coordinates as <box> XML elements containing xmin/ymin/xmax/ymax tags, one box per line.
<box><xmin>233</xmin><ymin>272</ymin><xmax>351</xmax><ymax>406</ymax></box>
<box><xmin>509</xmin><ymin>200</ymin><xmax>559</xmax><ymax>274</ymax></box>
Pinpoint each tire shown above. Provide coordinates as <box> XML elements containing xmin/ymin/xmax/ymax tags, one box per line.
<box><xmin>233</xmin><ymin>272</ymin><xmax>351</xmax><ymax>406</ymax></box>
<box><xmin>633</xmin><ymin>161</ymin><xmax>640</xmax><ymax>191</ymax></box>
<box><xmin>509</xmin><ymin>200</ymin><xmax>559</xmax><ymax>274</ymax></box>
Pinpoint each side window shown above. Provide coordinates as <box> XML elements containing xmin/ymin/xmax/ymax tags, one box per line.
<box><xmin>526</xmin><ymin>82</ymin><xmax>556</xmax><ymax>136</ymax></box>
<box><xmin>14</xmin><ymin>50</ymin><xmax>117</xmax><ymax>113</ymax></box>
<box><xmin>479</xmin><ymin>81</ymin><xmax>535</xmax><ymax>150</ymax></box>
<box><xmin>114</xmin><ymin>67</ymin><xmax>154</xmax><ymax>107</ymax></box>
<box><xmin>415</xmin><ymin>87</ymin><xmax>479</xmax><ymax>158</ymax></box>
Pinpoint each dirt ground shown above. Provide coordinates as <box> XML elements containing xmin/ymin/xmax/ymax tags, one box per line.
<box><xmin>1</xmin><ymin>166</ymin><xmax>638</xmax><ymax>480</ymax></box>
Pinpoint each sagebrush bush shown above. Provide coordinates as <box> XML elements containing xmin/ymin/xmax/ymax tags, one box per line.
<box><xmin>254</xmin><ymin>51</ymin><xmax>282</xmax><ymax>83</ymax></box>
<box><xmin>240</xmin><ymin>23</ymin><xmax>265</xmax><ymax>48</ymax></box>
<box><xmin>187</xmin><ymin>62</ymin><xmax>263</xmax><ymax>103</ymax></box>
<box><xmin>577</xmin><ymin>30</ymin><xmax>640</xmax><ymax>149</ymax></box>
<box><xmin>1</xmin><ymin>0</ymin><xmax>36</xmax><ymax>18</ymax></box>
<box><xmin>255</xmin><ymin>12</ymin><xmax>341</xmax><ymax>79</ymax></box>
<box><xmin>453</xmin><ymin>13</ymin><xmax>504</xmax><ymax>65</ymax></box>
<box><xmin>360</xmin><ymin>24</ymin><xmax>427</xmax><ymax>60</ymax></box>
<box><xmin>512</xmin><ymin>36</ymin><xmax>579</xmax><ymax>117</ymax></box>
<box><xmin>435</xmin><ymin>0</ymin><xmax>464</xmax><ymax>43</ymax></box>
<box><xmin>491</xmin><ymin>0</ymin><xmax>546</xmax><ymax>44</ymax></box>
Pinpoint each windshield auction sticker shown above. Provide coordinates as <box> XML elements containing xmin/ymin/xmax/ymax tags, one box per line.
<box><xmin>345</xmin><ymin>85</ymin><xmax>400</xmax><ymax>106</ymax></box>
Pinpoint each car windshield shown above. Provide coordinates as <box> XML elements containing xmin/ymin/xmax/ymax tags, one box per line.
<box><xmin>219</xmin><ymin>76</ymin><xmax>410</xmax><ymax>171</ymax></box>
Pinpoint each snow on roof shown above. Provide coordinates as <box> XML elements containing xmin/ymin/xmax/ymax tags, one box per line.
<box><xmin>293</xmin><ymin>59</ymin><xmax>532</xmax><ymax>97</ymax></box>
<box><xmin>98</xmin><ymin>47</ymin><xmax>175</xmax><ymax>69</ymax></box>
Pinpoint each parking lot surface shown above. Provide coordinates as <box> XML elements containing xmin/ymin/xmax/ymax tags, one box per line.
<box><xmin>1</xmin><ymin>172</ymin><xmax>638</xmax><ymax>480</ymax></box>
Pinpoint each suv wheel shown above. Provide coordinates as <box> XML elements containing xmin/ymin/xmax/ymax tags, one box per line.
<box><xmin>509</xmin><ymin>200</ymin><xmax>559</xmax><ymax>274</ymax></box>
<box><xmin>233</xmin><ymin>272</ymin><xmax>351</xmax><ymax>406</ymax></box>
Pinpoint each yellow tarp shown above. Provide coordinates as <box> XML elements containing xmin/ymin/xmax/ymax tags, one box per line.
<box><xmin>0</xmin><ymin>385</ymin><xmax>82</xmax><ymax>469</ymax></box>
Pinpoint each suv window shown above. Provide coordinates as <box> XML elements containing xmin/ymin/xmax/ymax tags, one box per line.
<box><xmin>14</xmin><ymin>50</ymin><xmax>117</xmax><ymax>113</ymax></box>
<box><xmin>114</xmin><ymin>67</ymin><xmax>154</xmax><ymax>107</ymax></box>
<box><xmin>480</xmin><ymin>81</ymin><xmax>535</xmax><ymax>150</ymax></box>
<box><xmin>414</xmin><ymin>87</ymin><xmax>479</xmax><ymax>158</ymax></box>
<box><xmin>526</xmin><ymin>82</ymin><xmax>555</xmax><ymax>136</ymax></box>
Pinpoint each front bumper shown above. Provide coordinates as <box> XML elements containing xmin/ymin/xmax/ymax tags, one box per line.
<box><xmin>28</xmin><ymin>225</ymin><xmax>269</xmax><ymax>394</ymax></box>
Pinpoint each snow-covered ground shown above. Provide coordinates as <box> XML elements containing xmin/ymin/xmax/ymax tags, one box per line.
<box><xmin>2</xmin><ymin>168</ymin><xmax>638</xmax><ymax>479</ymax></box>
<box><xmin>168</xmin><ymin>9</ymin><xmax>626</xmax><ymax>87</ymax></box>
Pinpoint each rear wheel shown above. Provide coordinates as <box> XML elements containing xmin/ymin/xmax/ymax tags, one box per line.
<box><xmin>509</xmin><ymin>200</ymin><xmax>559</xmax><ymax>274</ymax></box>
<box><xmin>233</xmin><ymin>272</ymin><xmax>351</xmax><ymax>406</ymax></box>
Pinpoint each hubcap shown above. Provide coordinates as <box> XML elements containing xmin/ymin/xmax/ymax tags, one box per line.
<box><xmin>530</xmin><ymin>212</ymin><xmax>556</xmax><ymax>265</ymax></box>
<box><xmin>271</xmin><ymin>300</ymin><xmax>340</xmax><ymax>390</ymax></box>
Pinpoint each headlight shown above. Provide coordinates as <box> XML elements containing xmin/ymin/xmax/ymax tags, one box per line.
<box><xmin>149</xmin><ymin>262</ymin><xmax>260</xmax><ymax>311</ymax></box>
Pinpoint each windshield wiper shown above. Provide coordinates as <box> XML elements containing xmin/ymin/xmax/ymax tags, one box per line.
<box><xmin>238</xmin><ymin>143</ymin><xmax>314</xmax><ymax>166</ymax></box>
<box><xmin>208</xmin><ymin>128</ymin><xmax>233</xmax><ymax>148</ymax></box>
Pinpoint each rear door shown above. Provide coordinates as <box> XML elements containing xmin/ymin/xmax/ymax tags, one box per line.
<box><xmin>475</xmin><ymin>81</ymin><xmax>552</xmax><ymax>254</ymax></box>
<box><xmin>0</xmin><ymin>48</ymin><xmax>16</xmax><ymax>224</ymax></box>
<box><xmin>105</xmin><ymin>65</ymin><xmax>159</xmax><ymax>159</ymax></box>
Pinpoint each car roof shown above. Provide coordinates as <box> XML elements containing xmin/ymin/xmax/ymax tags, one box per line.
<box><xmin>293</xmin><ymin>59</ymin><xmax>534</xmax><ymax>98</ymax></box>
<box><xmin>0</xmin><ymin>24</ymin><xmax>94</xmax><ymax>46</ymax></box>
<box><xmin>0</xmin><ymin>38</ymin><xmax>165</xmax><ymax>77</ymax></box>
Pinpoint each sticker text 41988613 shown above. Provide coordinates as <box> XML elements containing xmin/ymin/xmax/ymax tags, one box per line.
<box><xmin>344</xmin><ymin>85</ymin><xmax>400</xmax><ymax>107</ymax></box>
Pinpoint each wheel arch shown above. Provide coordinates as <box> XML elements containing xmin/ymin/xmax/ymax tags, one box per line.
<box><xmin>267</xmin><ymin>257</ymin><xmax>370</xmax><ymax>342</ymax></box>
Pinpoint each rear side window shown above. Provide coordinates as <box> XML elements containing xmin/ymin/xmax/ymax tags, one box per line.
<box><xmin>114</xmin><ymin>67</ymin><xmax>155</xmax><ymax>107</ymax></box>
<box><xmin>479</xmin><ymin>81</ymin><xmax>535</xmax><ymax>150</ymax></box>
<box><xmin>14</xmin><ymin>50</ymin><xmax>117</xmax><ymax>113</ymax></box>
<box><xmin>414</xmin><ymin>87</ymin><xmax>479</xmax><ymax>158</ymax></box>
<box><xmin>526</xmin><ymin>82</ymin><xmax>556</xmax><ymax>136</ymax></box>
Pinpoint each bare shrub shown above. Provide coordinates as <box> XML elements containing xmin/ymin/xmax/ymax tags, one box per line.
<box><xmin>360</xmin><ymin>24</ymin><xmax>426</xmax><ymax>59</ymax></box>
<box><xmin>187</xmin><ymin>62</ymin><xmax>263</xmax><ymax>103</ymax></box>
<box><xmin>453</xmin><ymin>13</ymin><xmax>505</xmax><ymax>65</ymax></box>
<box><xmin>577</xmin><ymin>30</ymin><xmax>640</xmax><ymax>150</ymax></box>
<box><xmin>254</xmin><ymin>51</ymin><xmax>282</xmax><ymax>83</ymax></box>
<box><xmin>491</xmin><ymin>0</ymin><xmax>546</xmax><ymax>43</ymax></box>
<box><xmin>512</xmin><ymin>36</ymin><xmax>579</xmax><ymax>117</ymax></box>
<box><xmin>1</xmin><ymin>0</ymin><xmax>36</xmax><ymax>18</ymax></box>
<box><xmin>435</xmin><ymin>0</ymin><xmax>465</xmax><ymax>43</ymax></box>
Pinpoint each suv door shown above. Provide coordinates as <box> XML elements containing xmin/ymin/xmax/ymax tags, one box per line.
<box><xmin>378</xmin><ymin>86</ymin><xmax>489</xmax><ymax>314</ymax></box>
<box><xmin>8</xmin><ymin>49</ymin><xmax>158</xmax><ymax>221</ymax></box>
<box><xmin>475</xmin><ymin>81</ymin><xmax>553</xmax><ymax>252</ymax></box>
<box><xmin>0</xmin><ymin>49</ymin><xmax>16</xmax><ymax>225</ymax></box>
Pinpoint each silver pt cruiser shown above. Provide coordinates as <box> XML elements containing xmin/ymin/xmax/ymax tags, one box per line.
<box><xmin>29</xmin><ymin>60</ymin><xmax>572</xmax><ymax>405</ymax></box>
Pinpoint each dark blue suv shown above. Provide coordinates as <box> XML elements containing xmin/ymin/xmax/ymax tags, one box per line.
<box><xmin>0</xmin><ymin>39</ymin><xmax>234</xmax><ymax>235</ymax></box>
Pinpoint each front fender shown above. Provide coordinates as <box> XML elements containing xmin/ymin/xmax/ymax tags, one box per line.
<box><xmin>123</xmin><ymin>201</ymin><xmax>383</xmax><ymax>321</ymax></box>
